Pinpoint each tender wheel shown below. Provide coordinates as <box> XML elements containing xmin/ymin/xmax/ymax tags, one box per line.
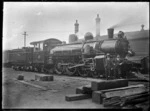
<box><xmin>66</xmin><ymin>65</ymin><xmax>76</xmax><ymax>76</ymax></box>
<box><xmin>55</xmin><ymin>63</ymin><xmax>64</xmax><ymax>75</ymax></box>
<box><xmin>77</xmin><ymin>67</ymin><xmax>89</xmax><ymax>77</ymax></box>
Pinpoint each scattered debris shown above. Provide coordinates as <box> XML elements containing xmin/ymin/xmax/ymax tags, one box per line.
<box><xmin>35</xmin><ymin>74</ymin><xmax>54</xmax><ymax>81</ymax></box>
<box><xmin>17</xmin><ymin>74</ymin><xmax>24</xmax><ymax>80</ymax></box>
<box><xmin>51</xmin><ymin>90</ymin><xmax>59</xmax><ymax>93</ymax></box>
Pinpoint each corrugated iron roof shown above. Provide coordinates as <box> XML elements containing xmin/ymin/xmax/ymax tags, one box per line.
<box><xmin>30</xmin><ymin>38</ymin><xmax>62</xmax><ymax>45</ymax></box>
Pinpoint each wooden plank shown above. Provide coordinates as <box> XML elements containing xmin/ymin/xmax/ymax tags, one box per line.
<box><xmin>92</xmin><ymin>91</ymin><xmax>103</xmax><ymax>104</ymax></box>
<box><xmin>83</xmin><ymin>84</ymin><xmax>92</xmax><ymax>94</ymax></box>
<box><xmin>100</xmin><ymin>84</ymin><xmax>144</xmax><ymax>93</ymax></box>
<box><xmin>103</xmin><ymin>96</ymin><xmax>121</xmax><ymax>107</ymax></box>
<box><xmin>91</xmin><ymin>79</ymin><xmax>128</xmax><ymax>91</ymax></box>
<box><xmin>121</xmin><ymin>92</ymin><xmax>150</xmax><ymax>106</ymax></box>
<box><xmin>92</xmin><ymin>84</ymin><xmax>146</xmax><ymax>104</ymax></box>
<box><xmin>103</xmin><ymin>92</ymin><xmax>149</xmax><ymax>107</ymax></box>
<box><xmin>17</xmin><ymin>80</ymin><xmax>47</xmax><ymax>90</ymax></box>
<box><xmin>65</xmin><ymin>94</ymin><xmax>92</xmax><ymax>101</ymax></box>
<box><xmin>76</xmin><ymin>86</ymin><xmax>84</xmax><ymax>94</ymax></box>
<box><xmin>103</xmin><ymin>91</ymin><xmax>149</xmax><ymax>107</ymax></box>
<box><xmin>123</xmin><ymin>97</ymin><xmax>149</xmax><ymax>106</ymax></box>
<box><xmin>127</xmin><ymin>78</ymin><xmax>149</xmax><ymax>82</ymax></box>
<box><xmin>101</xmin><ymin>84</ymin><xmax>146</xmax><ymax>98</ymax></box>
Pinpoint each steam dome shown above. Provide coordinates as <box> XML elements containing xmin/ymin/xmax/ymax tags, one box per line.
<box><xmin>84</xmin><ymin>32</ymin><xmax>93</xmax><ymax>41</ymax></box>
<box><xmin>69</xmin><ymin>34</ymin><xmax>78</xmax><ymax>43</ymax></box>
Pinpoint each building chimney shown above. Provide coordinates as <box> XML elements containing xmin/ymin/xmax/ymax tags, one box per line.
<box><xmin>95</xmin><ymin>14</ymin><xmax>100</xmax><ymax>39</ymax></box>
<box><xmin>141</xmin><ymin>24</ymin><xmax>144</xmax><ymax>31</ymax></box>
<box><xmin>74</xmin><ymin>20</ymin><xmax>79</xmax><ymax>34</ymax></box>
<box><xmin>107</xmin><ymin>28</ymin><xmax>114</xmax><ymax>39</ymax></box>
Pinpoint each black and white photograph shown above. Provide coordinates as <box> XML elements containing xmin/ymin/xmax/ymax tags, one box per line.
<box><xmin>2</xmin><ymin>2</ymin><xmax>149</xmax><ymax>109</ymax></box>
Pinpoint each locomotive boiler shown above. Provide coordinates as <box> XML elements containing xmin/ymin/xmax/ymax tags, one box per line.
<box><xmin>50</xmin><ymin>28</ymin><xmax>130</xmax><ymax>77</ymax></box>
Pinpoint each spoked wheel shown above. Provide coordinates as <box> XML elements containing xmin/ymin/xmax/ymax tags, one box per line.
<box><xmin>55</xmin><ymin>63</ymin><xmax>64</xmax><ymax>75</ymax></box>
<box><xmin>44</xmin><ymin>68</ymin><xmax>54</xmax><ymax>74</ymax></box>
<box><xmin>77</xmin><ymin>67</ymin><xmax>89</xmax><ymax>77</ymax></box>
<box><xmin>91</xmin><ymin>71</ymin><xmax>99</xmax><ymax>78</ymax></box>
<box><xmin>66</xmin><ymin>65</ymin><xmax>76</xmax><ymax>76</ymax></box>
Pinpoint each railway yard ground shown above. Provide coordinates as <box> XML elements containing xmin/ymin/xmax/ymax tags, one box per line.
<box><xmin>2</xmin><ymin>68</ymin><xmax>150</xmax><ymax>109</ymax></box>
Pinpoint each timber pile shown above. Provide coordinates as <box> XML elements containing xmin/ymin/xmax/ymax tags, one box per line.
<box><xmin>66</xmin><ymin>79</ymin><xmax>128</xmax><ymax>102</ymax></box>
<box><xmin>65</xmin><ymin>79</ymin><xmax>149</xmax><ymax>110</ymax></box>
<box><xmin>93</xmin><ymin>83</ymin><xmax>149</xmax><ymax>109</ymax></box>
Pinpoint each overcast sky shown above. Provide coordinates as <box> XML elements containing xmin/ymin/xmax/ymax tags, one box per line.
<box><xmin>3</xmin><ymin>2</ymin><xmax>149</xmax><ymax>50</ymax></box>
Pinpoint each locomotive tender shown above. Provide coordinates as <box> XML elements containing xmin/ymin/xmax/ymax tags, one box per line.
<box><xmin>4</xmin><ymin>28</ymin><xmax>132</xmax><ymax>79</ymax></box>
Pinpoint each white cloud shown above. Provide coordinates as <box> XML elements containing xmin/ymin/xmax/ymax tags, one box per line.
<box><xmin>36</xmin><ymin>11</ymin><xmax>42</xmax><ymax>16</ymax></box>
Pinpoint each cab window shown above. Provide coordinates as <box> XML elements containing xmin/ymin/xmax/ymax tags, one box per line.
<box><xmin>34</xmin><ymin>42</ymin><xmax>43</xmax><ymax>52</ymax></box>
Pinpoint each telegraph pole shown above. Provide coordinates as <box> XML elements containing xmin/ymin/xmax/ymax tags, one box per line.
<box><xmin>23</xmin><ymin>31</ymin><xmax>28</xmax><ymax>47</ymax></box>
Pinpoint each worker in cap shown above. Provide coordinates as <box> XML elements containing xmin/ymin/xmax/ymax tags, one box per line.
<box><xmin>118</xmin><ymin>31</ymin><xmax>125</xmax><ymax>39</ymax></box>
<box><xmin>105</xmin><ymin>53</ymin><xmax>113</xmax><ymax>80</ymax></box>
<box><xmin>113</xmin><ymin>55</ymin><xmax>122</xmax><ymax>79</ymax></box>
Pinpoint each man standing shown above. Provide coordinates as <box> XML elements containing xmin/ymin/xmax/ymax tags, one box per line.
<box><xmin>114</xmin><ymin>55</ymin><xmax>122</xmax><ymax>79</ymax></box>
<box><xmin>118</xmin><ymin>31</ymin><xmax>126</xmax><ymax>39</ymax></box>
<box><xmin>105</xmin><ymin>53</ymin><xmax>112</xmax><ymax>80</ymax></box>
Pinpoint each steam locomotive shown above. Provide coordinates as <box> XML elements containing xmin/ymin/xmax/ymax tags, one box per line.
<box><xmin>4</xmin><ymin>28</ymin><xmax>133</xmax><ymax>78</ymax></box>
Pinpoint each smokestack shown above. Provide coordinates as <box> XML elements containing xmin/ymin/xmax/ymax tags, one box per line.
<box><xmin>107</xmin><ymin>28</ymin><xmax>114</xmax><ymax>39</ymax></box>
<box><xmin>96</xmin><ymin>14</ymin><xmax>100</xmax><ymax>38</ymax></box>
<box><xmin>74</xmin><ymin>20</ymin><xmax>79</xmax><ymax>34</ymax></box>
<box><xmin>141</xmin><ymin>24</ymin><xmax>144</xmax><ymax>31</ymax></box>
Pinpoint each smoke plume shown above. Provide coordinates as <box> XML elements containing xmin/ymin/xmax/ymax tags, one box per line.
<box><xmin>109</xmin><ymin>12</ymin><xmax>148</xmax><ymax>29</ymax></box>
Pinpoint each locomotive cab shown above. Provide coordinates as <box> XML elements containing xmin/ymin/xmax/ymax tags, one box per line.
<box><xmin>30</xmin><ymin>38</ymin><xmax>62</xmax><ymax>72</ymax></box>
